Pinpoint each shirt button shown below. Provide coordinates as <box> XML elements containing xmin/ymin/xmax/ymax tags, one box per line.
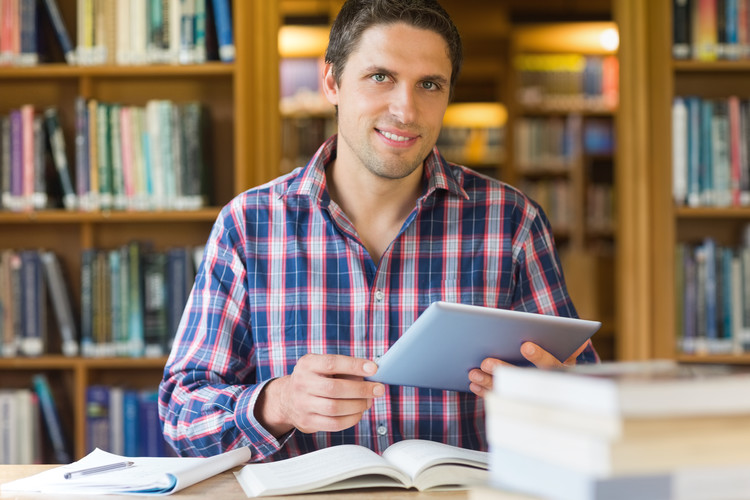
<box><xmin>377</xmin><ymin>425</ymin><xmax>388</xmax><ymax>436</ymax></box>
<box><xmin>374</xmin><ymin>290</ymin><xmax>385</xmax><ymax>302</ymax></box>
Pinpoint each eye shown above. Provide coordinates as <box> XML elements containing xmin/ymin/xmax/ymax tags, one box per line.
<box><xmin>421</xmin><ymin>81</ymin><xmax>439</xmax><ymax>91</ymax></box>
<box><xmin>372</xmin><ymin>74</ymin><xmax>387</xmax><ymax>82</ymax></box>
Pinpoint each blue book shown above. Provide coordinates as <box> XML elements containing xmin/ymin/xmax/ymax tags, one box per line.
<box><xmin>686</xmin><ymin>96</ymin><xmax>701</xmax><ymax>207</ymax></box>
<box><xmin>40</xmin><ymin>0</ymin><xmax>75</xmax><ymax>64</ymax></box>
<box><xmin>138</xmin><ymin>390</ymin><xmax>166</xmax><ymax>457</ymax></box>
<box><xmin>210</xmin><ymin>0</ymin><xmax>234</xmax><ymax>62</ymax></box>
<box><xmin>700</xmin><ymin>99</ymin><xmax>715</xmax><ymax>206</ymax></box>
<box><xmin>18</xmin><ymin>0</ymin><xmax>38</xmax><ymax>66</ymax></box>
<box><xmin>32</xmin><ymin>373</ymin><xmax>71</xmax><ymax>464</ymax></box>
<box><xmin>20</xmin><ymin>251</ymin><xmax>44</xmax><ymax>356</ymax></box>
<box><xmin>123</xmin><ymin>389</ymin><xmax>140</xmax><ymax>457</ymax></box>
<box><xmin>85</xmin><ymin>385</ymin><xmax>110</xmax><ymax>453</ymax></box>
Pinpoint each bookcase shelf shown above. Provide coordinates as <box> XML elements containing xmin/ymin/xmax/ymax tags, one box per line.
<box><xmin>642</xmin><ymin>0</ymin><xmax>750</xmax><ymax>363</ymax></box>
<box><xmin>0</xmin><ymin>0</ymin><xmax>281</xmax><ymax>462</ymax></box>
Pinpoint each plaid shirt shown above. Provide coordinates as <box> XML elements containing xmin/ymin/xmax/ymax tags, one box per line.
<box><xmin>159</xmin><ymin>135</ymin><xmax>598</xmax><ymax>461</ymax></box>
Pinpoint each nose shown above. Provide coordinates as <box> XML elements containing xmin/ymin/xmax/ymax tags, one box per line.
<box><xmin>388</xmin><ymin>85</ymin><xmax>418</xmax><ymax>125</ymax></box>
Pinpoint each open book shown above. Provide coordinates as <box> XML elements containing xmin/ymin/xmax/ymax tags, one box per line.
<box><xmin>1</xmin><ymin>446</ymin><xmax>251</xmax><ymax>495</ymax></box>
<box><xmin>234</xmin><ymin>439</ymin><xmax>489</xmax><ymax>497</ymax></box>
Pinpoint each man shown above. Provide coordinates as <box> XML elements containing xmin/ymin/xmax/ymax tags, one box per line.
<box><xmin>159</xmin><ymin>0</ymin><xmax>598</xmax><ymax>461</ymax></box>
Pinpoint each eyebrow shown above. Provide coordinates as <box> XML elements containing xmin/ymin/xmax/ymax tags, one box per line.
<box><xmin>363</xmin><ymin>65</ymin><xmax>450</xmax><ymax>87</ymax></box>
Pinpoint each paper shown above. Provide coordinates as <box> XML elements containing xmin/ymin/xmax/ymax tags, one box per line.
<box><xmin>1</xmin><ymin>446</ymin><xmax>252</xmax><ymax>495</ymax></box>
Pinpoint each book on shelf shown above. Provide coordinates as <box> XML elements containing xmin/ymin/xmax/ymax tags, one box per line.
<box><xmin>676</xmin><ymin>237</ymin><xmax>750</xmax><ymax>355</ymax></box>
<box><xmin>40</xmin><ymin>0</ymin><xmax>76</xmax><ymax>64</ymax></box>
<box><xmin>85</xmin><ymin>384</ymin><xmax>110</xmax><ymax>454</ymax></box>
<box><xmin>32</xmin><ymin>373</ymin><xmax>72</xmax><ymax>464</ymax></box>
<box><xmin>672</xmin><ymin>94</ymin><xmax>750</xmax><ymax>207</ymax></box>
<box><xmin>0</xmin><ymin>388</ymin><xmax>41</xmax><ymax>465</ymax></box>
<box><xmin>673</xmin><ymin>0</ymin><xmax>750</xmax><ymax>61</ymax></box>
<box><xmin>1</xmin><ymin>446</ymin><xmax>252</xmax><ymax>495</ymax></box>
<box><xmin>514</xmin><ymin>53</ymin><xmax>618</xmax><ymax>111</ymax></box>
<box><xmin>40</xmin><ymin>250</ymin><xmax>79</xmax><ymax>357</ymax></box>
<box><xmin>234</xmin><ymin>439</ymin><xmax>489</xmax><ymax>498</ymax></box>
<box><xmin>44</xmin><ymin>107</ymin><xmax>77</xmax><ymax>211</ymax></box>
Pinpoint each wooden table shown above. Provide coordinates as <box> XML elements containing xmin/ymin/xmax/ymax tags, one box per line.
<box><xmin>0</xmin><ymin>465</ymin><xmax>473</xmax><ymax>500</ymax></box>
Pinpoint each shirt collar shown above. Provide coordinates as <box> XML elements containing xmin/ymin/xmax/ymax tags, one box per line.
<box><xmin>283</xmin><ymin>135</ymin><xmax>469</xmax><ymax>203</ymax></box>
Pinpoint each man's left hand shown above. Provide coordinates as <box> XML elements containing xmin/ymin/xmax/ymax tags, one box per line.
<box><xmin>468</xmin><ymin>340</ymin><xmax>592</xmax><ymax>397</ymax></box>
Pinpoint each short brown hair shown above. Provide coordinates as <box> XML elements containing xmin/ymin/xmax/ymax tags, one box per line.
<box><xmin>325</xmin><ymin>0</ymin><xmax>463</xmax><ymax>97</ymax></box>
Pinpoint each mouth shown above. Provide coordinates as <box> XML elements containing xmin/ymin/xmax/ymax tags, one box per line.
<box><xmin>376</xmin><ymin>128</ymin><xmax>418</xmax><ymax>145</ymax></box>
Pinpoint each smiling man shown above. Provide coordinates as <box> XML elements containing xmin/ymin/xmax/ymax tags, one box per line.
<box><xmin>159</xmin><ymin>0</ymin><xmax>598</xmax><ymax>462</ymax></box>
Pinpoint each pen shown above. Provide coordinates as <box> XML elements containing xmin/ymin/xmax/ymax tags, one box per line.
<box><xmin>63</xmin><ymin>461</ymin><xmax>135</xmax><ymax>480</ymax></box>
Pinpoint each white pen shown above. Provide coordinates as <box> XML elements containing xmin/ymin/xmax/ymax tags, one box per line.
<box><xmin>63</xmin><ymin>461</ymin><xmax>135</xmax><ymax>480</ymax></box>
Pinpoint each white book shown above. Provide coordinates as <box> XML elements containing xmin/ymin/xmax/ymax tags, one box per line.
<box><xmin>234</xmin><ymin>440</ymin><xmax>488</xmax><ymax>497</ymax></box>
<box><xmin>672</xmin><ymin>97</ymin><xmax>688</xmax><ymax>205</ymax></box>
<box><xmin>490</xmin><ymin>447</ymin><xmax>750</xmax><ymax>500</ymax></box>
<box><xmin>493</xmin><ymin>360</ymin><xmax>750</xmax><ymax>419</ymax></box>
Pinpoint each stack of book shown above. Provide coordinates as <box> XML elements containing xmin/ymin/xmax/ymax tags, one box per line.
<box><xmin>482</xmin><ymin>360</ymin><xmax>750</xmax><ymax>500</ymax></box>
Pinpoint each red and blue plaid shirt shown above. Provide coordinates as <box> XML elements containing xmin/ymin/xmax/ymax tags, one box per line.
<box><xmin>158</xmin><ymin>135</ymin><xmax>598</xmax><ymax>461</ymax></box>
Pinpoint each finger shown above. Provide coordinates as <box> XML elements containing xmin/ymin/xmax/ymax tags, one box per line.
<box><xmin>564</xmin><ymin>340</ymin><xmax>591</xmax><ymax>366</ymax></box>
<box><xmin>520</xmin><ymin>342</ymin><xmax>564</xmax><ymax>369</ymax></box>
<box><xmin>306</xmin><ymin>394</ymin><xmax>374</xmax><ymax>419</ymax></box>
<box><xmin>309</xmin><ymin>374</ymin><xmax>385</xmax><ymax>400</ymax></box>
<box><xmin>301</xmin><ymin>353</ymin><xmax>379</xmax><ymax>378</ymax></box>
<box><xmin>296</xmin><ymin>411</ymin><xmax>369</xmax><ymax>434</ymax></box>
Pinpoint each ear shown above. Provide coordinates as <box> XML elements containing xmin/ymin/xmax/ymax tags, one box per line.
<box><xmin>321</xmin><ymin>63</ymin><xmax>340</xmax><ymax>106</ymax></box>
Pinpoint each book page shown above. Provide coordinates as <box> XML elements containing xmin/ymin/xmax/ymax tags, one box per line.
<box><xmin>234</xmin><ymin>445</ymin><xmax>411</xmax><ymax>497</ymax></box>
<box><xmin>382</xmin><ymin>440</ymin><xmax>489</xmax><ymax>483</ymax></box>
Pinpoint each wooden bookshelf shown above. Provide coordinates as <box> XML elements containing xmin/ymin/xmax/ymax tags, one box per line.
<box><xmin>621</xmin><ymin>0</ymin><xmax>750</xmax><ymax>363</ymax></box>
<box><xmin>505</xmin><ymin>30</ymin><xmax>618</xmax><ymax>360</ymax></box>
<box><xmin>0</xmin><ymin>0</ymin><xmax>281</xmax><ymax>460</ymax></box>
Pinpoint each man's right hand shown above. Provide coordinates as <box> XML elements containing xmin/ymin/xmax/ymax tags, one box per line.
<box><xmin>254</xmin><ymin>353</ymin><xmax>386</xmax><ymax>437</ymax></box>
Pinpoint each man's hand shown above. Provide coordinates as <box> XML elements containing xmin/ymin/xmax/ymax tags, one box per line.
<box><xmin>255</xmin><ymin>353</ymin><xmax>385</xmax><ymax>437</ymax></box>
<box><xmin>468</xmin><ymin>340</ymin><xmax>592</xmax><ymax>397</ymax></box>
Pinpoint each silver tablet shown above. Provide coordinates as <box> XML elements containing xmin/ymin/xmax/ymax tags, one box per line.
<box><xmin>366</xmin><ymin>301</ymin><xmax>601</xmax><ymax>393</ymax></box>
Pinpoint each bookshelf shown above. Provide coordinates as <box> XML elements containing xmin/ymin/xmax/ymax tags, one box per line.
<box><xmin>0</xmin><ymin>0</ymin><xmax>281</xmax><ymax>461</ymax></box>
<box><xmin>506</xmin><ymin>24</ymin><xmax>619</xmax><ymax>360</ymax></box>
<box><xmin>619</xmin><ymin>0</ymin><xmax>750</xmax><ymax>364</ymax></box>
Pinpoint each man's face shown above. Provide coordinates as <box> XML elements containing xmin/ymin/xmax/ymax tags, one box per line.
<box><xmin>323</xmin><ymin>22</ymin><xmax>453</xmax><ymax>180</ymax></box>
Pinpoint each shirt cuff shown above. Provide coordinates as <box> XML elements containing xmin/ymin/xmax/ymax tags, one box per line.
<box><xmin>234</xmin><ymin>378</ymin><xmax>296</xmax><ymax>460</ymax></box>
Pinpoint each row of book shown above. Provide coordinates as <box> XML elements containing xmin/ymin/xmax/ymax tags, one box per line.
<box><xmin>0</xmin><ymin>0</ymin><xmax>234</xmax><ymax>67</ymax></box>
<box><xmin>514</xmin><ymin>54</ymin><xmax>618</xmax><ymax>111</ymax></box>
<box><xmin>675</xmin><ymin>238</ymin><xmax>750</xmax><ymax>356</ymax></box>
<box><xmin>81</xmin><ymin>242</ymin><xmax>201</xmax><ymax>358</ymax></box>
<box><xmin>86</xmin><ymin>385</ymin><xmax>174</xmax><ymax>458</ymax></box>
<box><xmin>0</xmin><ymin>373</ymin><xmax>73</xmax><ymax>465</ymax></box>
<box><xmin>436</xmin><ymin>126</ymin><xmax>505</xmax><ymax>167</ymax></box>
<box><xmin>672</xmin><ymin>95</ymin><xmax>750</xmax><ymax>208</ymax></box>
<box><xmin>514</xmin><ymin>115</ymin><xmax>581</xmax><ymax>172</ymax></box>
<box><xmin>482</xmin><ymin>360</ymin><xmax>750</xmax><ymax>500</ymax></box>
<box><xmin>0</xmin><ymin>99</ymin><xmax>211</xmax><ymax>213</ymax></box>
<box><xmin>518</xmin><ymin>179</ymin><xmax>574</xmax><ymax>232</ymax></box>
<box><xmin>673</xmin><ymin>0</ymin><xmax>750</xmax><ymax>61</ymax></box>
<box><xmin>0</xmin><ymin>243</ymin><xmax>201</xmax><ymax>359</ymax></box>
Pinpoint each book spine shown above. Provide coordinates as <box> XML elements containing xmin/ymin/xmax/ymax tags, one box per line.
<box><xmin>44</xmin><ymin>107</ymin><xmax>77</xmax><ymax>210</ymax></box>
<box><xmin>109</xmin><ymin>103</ymin><xmax>125</xmax><ymax>210</ymax></box>
<box><xmin>127</xmin><ymin>241</ymin><xmax>145</xmax><ymax>357</ymax></box>
<box><xmin>18</xmin><ymin>0</ymin><xmax>38</xmax><ymax>66</ymax></box>
<box><xmin>1</xmin><ymin>116</ymin><xmax>11</xmax><ymax>209</ymax></box>
<box><xmin>179</xmin><ymin>0</ymin><xmax>195</xmax><ymax>64</ymax></box>
<box><xmin>210</xmin><ymin>0</ymin><xmax>233</xmax><ymax>62</ymax></box>
<box><xmin>40</xmin><ymin>251</ymin><xmax>78</xmax><ymax>356</ymax></box>
<box><xmin>74</xmin><ymin>97</ymin><xmax>91</xmax><ymax>210</ymax></box>
<box><xmin>674</xmin><ymin>0</ymin><xmax>693</xmax><ymax>59</ymax></box>
<box><xmin>80</xmin><ymin>248</ymin><xmax>95</xmax><ymax>357</ymax></box>
<box><xmin>20</xmin><ymin>104</ymin><xmax>34</xmax><ymax>211</ymax></box>
<box><xmin>85</xmin><ymin>384</ymin><xmax>109</xmax><ymax>453</ymax></box>
<box><xmin>673</xmin><ymin>97</ymin><xmax>689</xmax><ymax>205</ymax></box>
<box><xmin>123</xmin><ymin>389</ymin><xmax>140</xmax><ymax>456</ymax></box>
<box><xmin>19</xmin><ymin>250</ymin><xmax>44</xmax><ymax>356</ymax></box>
<box><xmin>96</xmin><ymin>102</ymin><xmax>112</xmax><ymax>210</ymax></box>
<box><xmin>87</xmin><ymin>98</ymin><xmax>100</xmax><ymax>210</ymax></box>
<box><xmin>143</xmin><ymin>251</ymin><xmax>167</xmax><ymax>357</ymax></box>
<box><xmin>193</xmin><ymin>0</ymin><xmax>205</xmax><ymax>63</ymax></box>
<box><xmin>40</xmin><ymin>0</ymin><xmax>75</xmax><ymax>64</ymax></box>
<box><xmin>32</xmin><ymin>115</ymin><xmax>47</xmax><ymax>209</ymax></box>
<box><xmin>3</xmin><ymin>250</ymin><xmax>21</xmax><ymax>357</ymax></box>
<box><xmin>31</xmin><ymin>373</ymin><xmax>71</xmax><ymax>464</ymax></box>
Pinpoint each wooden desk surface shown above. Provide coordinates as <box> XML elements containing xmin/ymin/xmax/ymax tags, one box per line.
<box><xmin>0</xmin><ymin>465</ymin><xmax>471</xmax><ymax>500</ymax></box>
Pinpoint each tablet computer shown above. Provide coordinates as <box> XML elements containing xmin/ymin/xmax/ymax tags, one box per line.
<box><xmin>366</xmin><ymin>301</ymin><xmax>601</xmax><ymax>393</ymax></box>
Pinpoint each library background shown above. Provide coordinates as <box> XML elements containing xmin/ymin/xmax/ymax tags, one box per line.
<box><xmin>0</xmin><ymin>0</ymin><xmax>740</xmax><ymax>465</ymax></box>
